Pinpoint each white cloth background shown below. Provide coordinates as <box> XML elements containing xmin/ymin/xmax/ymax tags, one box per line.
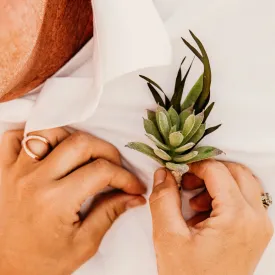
<box><xmin>0</xmin><ymin>0</ymin><xmax>274</xmax><ymax>274</ymax></box>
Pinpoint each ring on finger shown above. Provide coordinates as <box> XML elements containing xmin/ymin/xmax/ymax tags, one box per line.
<box><xmin>22</xmin><ymin>135</ymin><xmax>52</xmax><ymax>161</ymax></box>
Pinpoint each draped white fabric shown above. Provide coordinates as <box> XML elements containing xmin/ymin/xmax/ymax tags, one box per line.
<box><xmin>0</xmin><ymin>0</ymin><xmax>274</xmax><ymax>274</ymax></box>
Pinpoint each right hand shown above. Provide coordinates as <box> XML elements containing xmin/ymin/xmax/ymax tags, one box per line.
<box><xmin>0</xmin><ymin>128</ymin><xmax>146</xmax><ymax>275</ymax></box>
<box><xmin>150</xmin><ymin>160</ymin><xmax>273</xmax><ymax>275</ymax></box>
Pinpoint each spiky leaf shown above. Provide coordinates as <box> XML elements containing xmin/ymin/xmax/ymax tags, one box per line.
<box><xmin>175</xmin><ymin>142</ymin><xmax>195</xmax><ymax>153</ymax></box>
<box><xmin>174</xmin><ymin>151</ymin><xmax>199</xmax><ymax>163</ymax></box>
<box><xmin>166</xmin><ymin>162</ymin><xmax>189</xmax><ymax>174</ymax></box>
<box><xmin>171</xmin><ymin>57</ymin><xmax>186</xmax><ymax>111</ymax></box>
<box><xmin>154</xmin><ymin>148</ymin><xmax>172</xmax><ymax>161</ymax></box>
<box><xmin>185</xmin><ymin>146</ymin><xmax>223</xmax><ymax>164</ymax></box>
<box><xmin>169</xmin><ymin>132</ymin><xmax>184</xmax><ymax>147</ymax></box>
<box><xmin>147</xmin><ymin>83</ymin><xmax>165</xmax><ymax>107</ymax></box>
<box><xmin>182</xmin><ymin>114</ymin><xmax>196</xmax><ymax>137</ymax></box>
<box><xmin>171</xmin><ymin>58</ymin><xmax>194</xmax><ymax>112</ymax></box>
<box><xmin>181</xmin><ymin>38</ymin><xmax>203</xmax><ymax>61</ymax></box>
<box><xmin>143</xmin><ymin>118</ymin><xmax>162</xmax><ymax>142</ymax></box>
<box><xmin>204</xmin><ymin>124</ymin><xmax>222</xmax><ymax>137</ymax></box>
<box><xmin>181</xmin><ymin>74</ymin><xmax>203</xmax><ymax>111</ymax></box>
<box><xmin>182</xmin><ymin>112</ymin><xmax>204</xmax><ymax>144</ymax></box>
<box><xmin>168</xmin><ymin>107</ymin><xmax>180</xmax><ymax>129</ymax></box>
<box><xmin>146</xmin><ymin>134</ymin><xmax>170</xmax><ymax>151</ymax></box>
<box><xmin>189</xmin><ymin>124</ymin><xmax>206</xmax><ymax>144</ymax></box>
<box><xmin>203</xmin><ymin>102</ymin><xmax>215</xmax><ymax>123</ymax></box>
<box><xmin>140</xmin><ymin>75</ymin><xmax>171</xmax><ymax>109</ymax></box>
<box><xmin>126</xmin><ymin>142</ymin><xmax>164</xmax><ymax>165</ymax></box>
<box><xmin>140</xmin><ymin>75</ymin><xmax>163</xmax><ymax>90</ymax></box>
<box><xmin>189</xmin><ymin>31</ymin><xmax>212</xmax><ymax>113</ymax></box>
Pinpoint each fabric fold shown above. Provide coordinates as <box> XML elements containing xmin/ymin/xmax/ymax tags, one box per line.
<box><xmin>0</xmin><ymin>0</ymin><xmax>172</xmax><ymax>136</ymax></box>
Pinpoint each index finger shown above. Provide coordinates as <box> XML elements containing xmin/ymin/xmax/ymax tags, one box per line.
<box><xmin>188</xmin><ymin>160</ymin><xmax>242</xmax><ymax>203</ymax></box>
<box><xmin>57</xmin><ymin>158</ymin><xmax>146</xmax><ymax>208</ymax></box>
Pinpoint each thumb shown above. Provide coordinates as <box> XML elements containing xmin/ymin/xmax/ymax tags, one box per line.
<box><xmin>150</xmin><ymin>169</ymin><xmax>190</xmax><ymax>237</ymax></box>
<box><xmin>78</xmin><ymin>191</ymin><xmax>146</xmax><ymax>246</ymax></box>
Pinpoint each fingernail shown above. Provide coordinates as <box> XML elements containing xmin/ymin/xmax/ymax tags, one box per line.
<box><xmin>154</xmin><ymin>169</ymin><xmax>167</xmax><ymax>187</ymax></box>
<box><xmin>126</xmin><ymin>197</ymin><xmax>146</xmax><ymax>210</ymax></box>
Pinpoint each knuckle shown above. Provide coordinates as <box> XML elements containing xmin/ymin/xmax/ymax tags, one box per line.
<box><xmin>106</xmin><ymin>205</ymin><xmax>121</xmax><ymax>224</ymax></box>
<box><xmin>202</xmin><ymin>160</ymin><xmax>227</xmax><ymax>177</ymax></box>
<box><xmin>71</xmin><ymin>131</ymin><xmax>91</xmax><ymax>147</ymax></box>
<box><xmin>232</xmin><ymin>162</ymin><xmax>250</xmax><ymax>174</ymax></box>
<box><xmin>1</xmin><ymin>130</ymin><xmax>19</xmax><ymax>145</ymax></box>
<box><xmin>16</xmin><ymin>176</ymin><xmax>38</xmax><ymax>198</ymax></box>
<box><xmin>93</xmin><ymin>158</ymin><xmax>110</xmax><ymax>171</ymax></box>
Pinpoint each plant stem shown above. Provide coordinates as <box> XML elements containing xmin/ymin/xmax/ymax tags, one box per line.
<box><xmin>171</xmin><ymin>170</ymin><xmax>183</xmax><ymax>190</ymax></box>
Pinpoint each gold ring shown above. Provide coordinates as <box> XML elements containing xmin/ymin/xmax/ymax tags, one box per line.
<box><xmin>22</xmin><ymin>135</ymin><xmax>52</xmax><ymax>161</ymax></box>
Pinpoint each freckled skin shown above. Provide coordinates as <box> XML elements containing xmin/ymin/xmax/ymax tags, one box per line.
<box><xmin>0</xmin><ymin>0</ymin><xmax>93</xmax><ymax>102</ymax></box>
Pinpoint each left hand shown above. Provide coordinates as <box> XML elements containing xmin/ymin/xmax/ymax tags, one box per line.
<box><xmin>0</xmin><ymin>128</ymin><xmax>146</xmax><ymax>275</ymax></box>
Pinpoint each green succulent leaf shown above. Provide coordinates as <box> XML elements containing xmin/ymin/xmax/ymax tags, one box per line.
<box><xmin>179</xmin><ymin>109</ymin><xmax>192</xmax><ymax>130</ymax></box>
<box><xmin>181</xmin><ymin>74</ymin><xmax>203</xmax><ymax>111</ymax></box>
<box><xmin>169</xmin><ymin>132</ymin><xmax>184</xmax><ymax>147</ymax></box>
<box><xmin>203</xmin><ymin>102</ymin><xmax>215</xmax><ymax>123</ymax></box>
<box><xmin>171</xmin><ymin>58</ymin><xmax>194</xmax><ymax>113</ymax></box>
<box><xmin>154</xmin><ymin>148</ymin><xmax>172</xmax><ymax>161</ymax></box>
<box><xmin>174</xmin><ymin>151</ymin><xmax>199</xmax><ymax>163</ymax></box>
<box><xmin>166</xmin><ymin>162</ymin><xmax>189</xmax><ymax>174</ymax></box>
<box><xmin>184</xmin><ymin>146</ymin><xmax>223</xmax><ymax>164</ymax></box>
<box><xmin>189</xmin><ymin>124</ymin><xmax>206</xmax><ymax>145</ymax></box>
<box><xmin>204</xmin><ymin>124</ymin><xmax>222</xmax><ymax>137</ymax></box>
<box><xmin>182</xmin><ymin>114</ymin><xmax>196</xmax><ymax>137</ymax></box>
<box><xmin>189</xmin><ymin>31</ymin><xmax>212</xmax><ymax>113</ymax></box>
<box><xmin>182</xmin><ymin>112</ymin><xmax>204</xmax><ymax>144</ymax></box>
<box><xmin>147</xmin><ymin>110</ymin><xmax>157</xmax><ymax>125</ymax></box>
<box><xmin>175</xmin><ymin>142</ymin><xmax>195</xmax><ymax>153</ymax></box>
<box><xmin>143</xmin><ymin>118</ymin><xmax>163</xmax><ymax>142</ymax></box>
<box><xmin>146</xmin><ymin>134</ymin><xmax>170</xmax><ymax>151</ymax></box>
<box><xmin>157</xmin><ymin>106</ymin><xmax>171</xmax><ymax>119</ymax></box>
<box><xmin>156</xmin><ymin>110</ymin><xmax>171</xmax><ymax>143</ymax></box>
<box><xmin>168</xmin><ymin>107</ymin><xmax>180</xmax><ymax>129</ymax></box>
<box><xmin>140</xmin><ymin>75</ymin><xmax>171</xmax><ymax>109</ymax></box>
<box><xmin>126</xmin><ymin>142</ymin><xmax>164</xmax><ymax>165</ymax></box>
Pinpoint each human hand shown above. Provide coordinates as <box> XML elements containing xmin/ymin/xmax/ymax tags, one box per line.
<box><xmin>0</xmin><ymin>128</ymin><xmax>146</xmax><ymax>275</ymax></box>
<box><xmin>150</xmin><ymin>160</ymin><xmax>273</xmax><ymax>275</ymax></box>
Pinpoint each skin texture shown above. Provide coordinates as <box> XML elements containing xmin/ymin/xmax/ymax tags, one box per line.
<box><xmin>0</xmin><ymin>0</ymin><xmax>93</xmax><ymax>102</ymax></box>
<box><xmin>0</xmin><ymin>128</ymin><xmax>146</xmax><ymax>274</ymax></box>
<box><xmin>150</xmin><ymin>164</ymin><xmax>274</xmax><ymax>275</ymax></box>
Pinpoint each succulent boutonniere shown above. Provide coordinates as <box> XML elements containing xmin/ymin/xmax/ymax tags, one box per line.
<box><xmin>126</xmin><ymin>31</ymin><xmax>223</xmax><ymax>186</ymax></box>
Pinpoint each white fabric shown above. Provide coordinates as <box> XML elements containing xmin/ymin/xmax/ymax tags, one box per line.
<box><xmin>0</xmin><ymin>0</ymin><xmax>275</xmax><ymax>274</ymax></box>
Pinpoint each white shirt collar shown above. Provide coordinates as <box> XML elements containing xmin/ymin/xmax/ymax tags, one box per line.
<box><xmin>0</xmin><ymin>0</ymin><xmax>173</xmax><ymax>134</ymax></box>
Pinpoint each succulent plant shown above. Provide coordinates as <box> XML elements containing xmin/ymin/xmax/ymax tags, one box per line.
<box><xmin>126</xmin><ymin>31</ymin><xmax>223</xmax><ymax>185</ymax></box>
